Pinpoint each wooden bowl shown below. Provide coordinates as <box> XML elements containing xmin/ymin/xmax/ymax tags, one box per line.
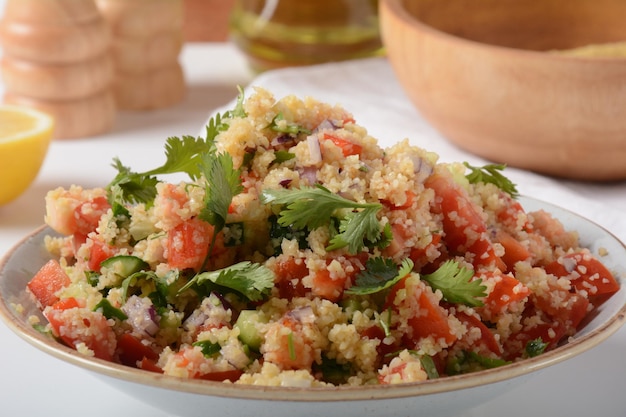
<box><xmin>379</xmin><ymin>0</ymin><xmax>626</xmax><ymax>181</ymax></box>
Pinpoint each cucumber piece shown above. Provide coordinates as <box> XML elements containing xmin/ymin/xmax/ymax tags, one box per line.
<box><xmin>235</xmin><ymin>310</ymin><xmax>267</xmax><ymax>351</ymax></box>
<box><xmin>100</xmin><ymin>255</ymin><xmax>149</xmax><ymax>278</ymax></box>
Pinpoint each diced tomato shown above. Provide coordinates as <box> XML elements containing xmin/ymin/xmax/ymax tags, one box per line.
<box><xmin>457</xmin><ymin>312</ymin><xmax>502</xmax><ymax>356</ymax></box>
<box><xmin>167</xmin><ymin>217</ymin><xmax>220</xmax><ymax>271</ymax></box>
<box><xmin>86</xmin><ymin>238</ymin><xmax>116</xmax><ymax>272</ymax></box>
<box><xmin>532</xmin><ymin>281</ymin><xmax>590</xmax><ymax>334</ymax></box>
<box><xmin>139</xmin><ymin>357</ymin><xmax>163</xmax><ymax>373</ymax></box>
<box><xmin>408</xmin><ymin>233</ymin><xmax>444</xmax><ymax>271</ymax></box>
<box><xmin>27</xmin><ymin>260</ymin><xmax>71</xmax><ymax>308</ymax></box>
<box><xmin>199</xmin><ymin>369</ymin><xmax>244</xmax><ymax>382</ymax></box>
<box><xmin>361</xmin><ymin>325</ymin><xmax>398</xmax><ymax>358</ymax></box>
<box><xmin>117</xmin><ymin>333</ymin><xmax>159</xmax><ymax>367</ymax></box>
<box><xmin>45</xmin><ymin>189</ymin><xmax>110</xmax><ymax>236</ymax></box>
<box><xmin>382</xmin><ymin>191</ymin><xmax>416</xmax><ymax>210</ymax></box>
<box><xmin>388</xmin><ymin>275</ymin><xmax>458</xmax><ymax>346</ymax></box>
<box><xmin>274</xmin><ymin>257</ymin><xmax>309</xmax><ymax>299</ymax></box>
<box><xmin>311</xmin><ymin>269</ymin><xmax>343</xmax><ymax>301</ymax></box>
<box><xmin>505</xmin><ymin>319</ymin><xmax>566</xmax><ymax>360</ymax></box>
<box><xmin>45</xmin><ymin>297</ymin><xmax>116</xmax><ymax>361</ymax></box>
<box><xmin>481</xmin><ymin>271</ymin><xmax>530</xmax><ymax>317</ymax></box>
<box><xmin>495</xmin><ymin>230</ymin><xmax>531</xmax><ymax>272</ymax></box>
<box><xmin>425</xmin><ymin>173</ymin><xmax>505</xmax><ymax>271</ymax></box>
<box><xmin>545</xmin><ymin>251</ymin><xmax>620</xmax><ymax>299</ymax></box>
<box><xmin>324</xmin><ymin>133</ymin><xmax>362</xmax><ymax>157</ymax></box>
<box><xmin>494</xmin><ymin>192</ymin><xmax>531</xmax><ymax>232</ymax></box>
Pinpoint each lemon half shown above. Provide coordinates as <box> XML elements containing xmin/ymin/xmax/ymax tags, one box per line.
<box><xmin>0</xmin><ymin>105</ymin><xmax>54</xmax><ymax>205</ymax></box>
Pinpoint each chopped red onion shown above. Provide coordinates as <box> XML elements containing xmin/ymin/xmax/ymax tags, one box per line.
<box><xmin>122</xmin><ymin>295</ymin><xmax>160</xmax><ymax>337</ymax></box>
<box><xmin>286</xmin><ymin>306</ymin><xmax>315</xmax><ymax>324</ymax></box>
<box><xmin>307</xmin><ymin>135</ymin><xmax>322</xmax><ymax>164</ymax></box>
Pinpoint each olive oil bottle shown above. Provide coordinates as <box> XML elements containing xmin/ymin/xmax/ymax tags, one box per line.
<box><xmin>230</xmin><ymin>0</ymin><xmax>383</xmax><ymax>72</ymax></box>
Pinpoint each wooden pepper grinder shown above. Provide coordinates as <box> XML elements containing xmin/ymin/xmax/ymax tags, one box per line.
<box><xmin>0</xmin><ymin>0</ymin><xmax>116</xmax><ymax>139</ymax></box>
<box><xmin>95</xmin><ymin>0</ymin><xmax>186</xmax><ymax>110</ymax></box>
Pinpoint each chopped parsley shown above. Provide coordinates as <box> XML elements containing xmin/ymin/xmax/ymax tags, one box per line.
<box><xmin>525</xmin><ymin>338</ymin><xmax>549</xmax><ymax>358</ymax></box>
<box><xmin>345</xmin><ymin>257</ymin><xmax>414</xmax><ymax>295</ymax></box>
<box><xmin>269</xmin><ymin>112</ymin><xmax>311</xmax><ymax>135</ymax></box>
<box><xmin>178</xmin><ymin>261</ymin><xmax>275</xmax><ymax>302</ymax></box>
<box><xmin>260</xmin><ymin>185</ymin><xmax>387</xmax><ymax>254</ymax></box>
<box><xmin>420</xmin><ymin>260</ymin><xmax>487</xmax><ymax>307</ymax></box>
<box><xmin>464</xmin><ymin>162</ymin><xmax>519</xmax><ymax>198</ymax></box>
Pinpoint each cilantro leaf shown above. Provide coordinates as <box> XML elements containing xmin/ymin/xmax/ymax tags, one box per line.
<box><xmin>420</xmin><ymin>260</ymin><xmax>486</xmax><ymax>307</ymax></box>
<box><xmin>198</xmin><ymin>151</ymin><xmax>243</xmax><ymax>231</ymax></box>
<box><xmin>346</xmin><ymin>258</ymin><xmax>414</xmax><ymax>295</ymax></box>
<box><xmin>260</xmin><ymin>185</ymin><xmax>384</xmax><ymax>254</ymax></box>
<box><xmin>464</xmin><ymin>162</ymin><xmax>519</xmax><ymax>198</ymax></box>
<box><xmin>106</xmin><ymin>87</ymin><xmax>248</xmax><ymax>209</ymax></box>
<box><xmin>327</xmin><ymin>207</ymin><xmax>385</xmax><ymax>254</ymax></box>
<box><xmin>143</xmin><ymin>136</ymin><xmax>215</xmax><ymax>180</ymax></box>
<box><xmin>178</xmin><ymin>261</ymin><xmax>275</xmax><ymax>302</ymax></box>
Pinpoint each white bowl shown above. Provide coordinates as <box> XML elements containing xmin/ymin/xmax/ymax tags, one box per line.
<box><xmin>1</xmin><ymin>197</ymin><xmax>625</xmax><ymax>417</ymax></box>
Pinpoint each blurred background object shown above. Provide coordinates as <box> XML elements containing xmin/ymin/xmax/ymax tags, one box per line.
<box><xmin>380</xmin><ymin>0</ymin><xmax>626</xmax><ymax>181</ymax></box>
<box><xmin>95</xmin><ymin>0</ymin><xmax>186</xmax><ymax>110</ymax></box>
<box><xmin>183</xmin><ymin>0</ymin><xmax>234</xmax><ymax>42</ymax></box>
<box><xmin>0</xmin><ymin>0</ymin><xmax>115</xmax><ymax>139</ymax></box>
<box><xmin>230</xmin><ymin>0</ymin><xmax>383</xmax><ymax>72</ymax></box>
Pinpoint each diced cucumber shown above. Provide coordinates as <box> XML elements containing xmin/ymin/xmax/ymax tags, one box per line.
<box><xmin>235</xmin><ymin>310</ymin><xmax>267</xmax><ymax>351</ymax></box>
<box><xmin>100</xmin><ymin>255</ymin><xmax>149</xmax><ymax>278</ymax></box>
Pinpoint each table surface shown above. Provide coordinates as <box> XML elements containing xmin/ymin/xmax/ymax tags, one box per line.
<box><xmin>1</xmin><ymin>6</ymin><xmax>626</xmax><ymax>416</ymax></box>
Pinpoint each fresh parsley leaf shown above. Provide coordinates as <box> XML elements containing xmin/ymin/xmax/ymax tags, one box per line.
<box><xmin>346</xmin><ymin>258</ymin><xmax>414</xmax><ymax>295</ymax></box>
<box><xmin>525</xmin><ymin>338</ymin><xmax>548</xmax><ymax>358</ymax></box>
<box><xmin>93</xmin><ymin>299</ymin><xmax>128</xmax><ymax>321</ymax></box>
<box><xmin>198</xmin><ymin>151</ymin><xmax>243</xmax><ymax>232</ymax></box>
<box><xmin>274</xmin><ymin>150</ymin><xmax>296</xmax><ymax>164</ymax></box>
<box><xmin>193</xmin><ymin>340</ymin><xmax>221</xmax><ymax>357</ymax></box>
<box><xmin>269</xmin><ymin>113</ymin><xmax>311</xmax><ymax>135</ymax></box>
<box><xmin>260</xmin><ymin>185</ymin><xmax>384</xmax><ymax>254</ymax></box>
<box><xmin>106</xmin><ymin>87</ymin><xmax>248</xmax><ymax>210</ymax></box>
<box><xmin>418</xmin><ymin>354</ymin><xmax>440</xmax><ymax>379</ymax></box>
<box><xmin>420</xmin><ymin>260</ymin><xmax>486</xmax><ymax>307</ymax></box>
<box><xmin>143</xmin><ymin>136</ymin><xmax>215</xmax><ymax>180</ymax></box>
<box><xmin>327</xmin><ymin>207</ymin><xmax>383</xmax><ymax>253</ymax></box>
<box><xmin>464</xmin><ymin>162</ymin><xmax>519</xmax><ymax>198</ymax></box>
<box><xmin>178</xmin><ymin>261</ymin><xmax>275</xmax><ymax>302</ymax></box>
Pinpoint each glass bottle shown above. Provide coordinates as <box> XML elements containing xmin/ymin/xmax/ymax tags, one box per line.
<box><xmin>230</xmin><ymin>0</ymin><xmax>383</xmax><ymax>72</ymax></box>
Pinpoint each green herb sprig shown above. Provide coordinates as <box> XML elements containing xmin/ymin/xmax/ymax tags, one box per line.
<box><xmin>420</xmin><ymin>260</ymin><xmax>486</xmax><ymax>307</ymax></box>
<box><xmin>260</xmin><ymin>185</ymin><xmax>387</xmax><ymax>254</ymax></box>
<box><xmin>464</xmin><ymin>162</ymin><xmax>519</xmax><ymax>198</ymax></box>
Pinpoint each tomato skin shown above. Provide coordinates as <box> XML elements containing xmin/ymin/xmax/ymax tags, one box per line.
<box><xmin>86</xmin><ymin>237</ymin><xmax>117</xmax><ymax>272</ymax></box>
<box><xmin>545</xmin><ymin>251</ymin><xmax>620</xmax><ymax>298</ymax></box>
<box><xmin>324</xmin><ymin>133</ymin><xmax>363</xmax><ymax>157</ymax></box>
<box><xmin>425</xmin><ymin>173</ymin><xmax>505</xmax><ymax>271</ymax></box>
<box><xmin>27</xmin><ymin>259</ymin><xmax>71</xmax><ymax>308</ymax></box>
<box><xmin>495</xmin><ymin>230</ymin><xmax>531</xmax><ymax>272</ymax></box>
<box><xmin>481</xmin><ymin>270</ymin><xmax>530</xmax><ymax>317</ymax></box>
<box><xmin>198</xmin><ymin>369</ymin><xmax>243</xmax><ymax>382</ymax></box>
<box><xmin>45</xmin><ymin>297</ymin><xmax>116</xmax><ymax>361</ymax></box>
<box><xmin>457</xmin><ymin>312</ymin><xmax>502</xmax><ymax>356</ymax></box>
<box><xmin>387</xmin><ymin>275</ymin><xmax>458</xmax><ymax>347</ymax></box>
<box><xmin>274</xmin><ymin>257</ymin><xmax>309</xmax><ymax>299</ymax></box>
<box><xmin>167</xmin><ymin>218</ymin><xmax>218</xmax><ymax>271</ymax></box>
<box><xmin>117</xmin><ymin>333</ymin><xmax>159</xmax><ymax>367</ymax></box>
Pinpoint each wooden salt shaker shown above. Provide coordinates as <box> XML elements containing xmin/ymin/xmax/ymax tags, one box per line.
<box><xmin>0</xmin><ymin>0</ymin><xmax>116</xmax><ymax>139</ymax></box>
<box><xmin>95</xmin><ymin>0</ymin><xmax>186</xmax><ymax>110</ymax></box>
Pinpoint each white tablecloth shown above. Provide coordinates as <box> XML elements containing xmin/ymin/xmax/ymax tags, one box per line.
<box><xmin>1</xmin><ymin>39</ymin><xmax>625</xmax><ymax>416</ymax></box>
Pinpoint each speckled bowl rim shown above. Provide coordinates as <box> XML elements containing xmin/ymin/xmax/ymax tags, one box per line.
<box><xmin>1</xmin><ymin>197</ymin><xmax>625</xmax><ymax>402</ymax></box>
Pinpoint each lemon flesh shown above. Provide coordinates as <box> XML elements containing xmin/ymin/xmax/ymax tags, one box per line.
<box><xmin>0</xmin><ymin>105</ymin><xmax>54</xmax><ymax>205</ymax></box>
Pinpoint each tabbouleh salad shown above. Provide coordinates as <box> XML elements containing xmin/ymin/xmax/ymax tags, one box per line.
<box><xmin>25</xmin><ymin>88</ymin><xmax>619</xmax><ymax>386</ymax></box>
